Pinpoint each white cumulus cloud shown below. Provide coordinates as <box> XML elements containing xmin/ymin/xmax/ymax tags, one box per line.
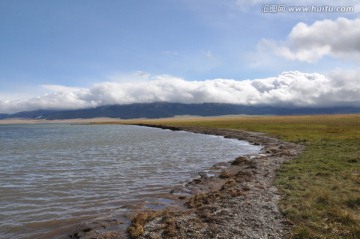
<box><xmin>0</xmin><ymin>70</ymin><xmax>359</xmax><ymax>114</ymax></box>
<box><xmin>263</xmin><ymin>17</ymin><xmax>360</xmax><ymax>62</ymax></box>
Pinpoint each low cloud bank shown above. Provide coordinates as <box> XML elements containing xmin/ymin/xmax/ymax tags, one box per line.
<box><xmin>1</xmin><ymin>70</ymin><xmax>359</xmax><ymax>113</ymax></box>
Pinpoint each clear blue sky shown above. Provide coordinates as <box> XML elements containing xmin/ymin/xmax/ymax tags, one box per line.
<box><xmin>0</xmin><ymin>0</ymin><xmax>359</xmax><ymax>112</ymax></box>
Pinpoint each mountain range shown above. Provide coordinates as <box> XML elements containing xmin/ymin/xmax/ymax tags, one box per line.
<box><xmin>1</xmin><ymin>102</ymin><xmax>359</xmax><ymax>120</ymax></box>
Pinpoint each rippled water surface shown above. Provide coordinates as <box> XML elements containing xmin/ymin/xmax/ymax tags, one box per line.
<box><xmin>0</xmin><ymin>124</ymin><xmax>261</xmax><ymax>238</ymax></box>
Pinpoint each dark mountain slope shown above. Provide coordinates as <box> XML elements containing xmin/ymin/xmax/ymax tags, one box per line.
<box><xmin>1</xmin><ymin>102</ymin><xmax>359</xmax><ymax>120</ymax></box>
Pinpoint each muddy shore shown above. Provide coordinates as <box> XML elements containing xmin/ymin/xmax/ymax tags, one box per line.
<box><xmin>72</xmin><ymin>124</ymin><xmax>303</xmax><ymax>239</ymax></box>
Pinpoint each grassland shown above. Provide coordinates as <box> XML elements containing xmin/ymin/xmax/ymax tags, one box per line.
<box><xmin>122</xmin><ymin>114</ymin><xmax>360</xmax><ymax>239</ymax></box>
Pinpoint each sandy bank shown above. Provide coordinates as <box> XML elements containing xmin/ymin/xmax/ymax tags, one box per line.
<box><xmin>0</xmin><ymin>115</ymin><xmax>259</xmax><ymax>125</ymax></box>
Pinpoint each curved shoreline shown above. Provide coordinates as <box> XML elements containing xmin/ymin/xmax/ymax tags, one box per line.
<box><xmin>74</xmin><ymin>124</ymin><xmax>303</xmax><ymax>239</ymax></box>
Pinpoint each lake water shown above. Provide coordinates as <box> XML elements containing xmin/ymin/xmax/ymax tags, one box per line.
<box><xmin>0</xmin><ymin>124</ymin><xmax>261</xmax><ymax>238</ymax></box>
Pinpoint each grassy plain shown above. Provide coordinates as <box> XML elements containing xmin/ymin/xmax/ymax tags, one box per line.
<box><xmin>121</xmin><ymin>114</ymin><xmax>360</xmax><ymax>239</ymax></box>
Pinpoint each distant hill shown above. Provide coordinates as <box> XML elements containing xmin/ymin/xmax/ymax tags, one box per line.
<box><xmin>1</xmin><ymin>102</ymin><xmax>360</xmax><ymax>120</ymax></box>
<box><xmin>0</xmin><ymin>114</ymin><xmax>9</xmax><ymax>119</ymax></box>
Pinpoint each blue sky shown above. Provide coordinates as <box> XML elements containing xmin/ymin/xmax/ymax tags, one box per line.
<box><xmin>0</xmin><ymin>0</ymin><xmax>359</xmax><ymax>113</ymax></box>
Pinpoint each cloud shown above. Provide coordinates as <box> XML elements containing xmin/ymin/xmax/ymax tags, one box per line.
<box><xmin>205</xmin><ymin>50</ymin><xmax>215</xmax><ymax>60</ymax></box>
<box><xmin>263</xmin><ymin>17</ymin><xmax>360</xmax><ymax>62</ymax></box>
<box><xmin>1</xmin><ymin>70</ymin><xmax>359</xmax><ymax>113</ymax></box>
<box><xmin>41</xmin><ymin>85</ymin><xmax>85</xmax><ymax>92</ymax></box>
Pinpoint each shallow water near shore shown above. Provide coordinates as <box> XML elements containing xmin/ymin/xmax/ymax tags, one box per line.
<box><xmin>0</xmin><ymin>124</ymin><xmax>261</xmax><ymax>238</ymax></box>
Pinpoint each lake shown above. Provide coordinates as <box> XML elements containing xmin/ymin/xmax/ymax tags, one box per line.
<box><xmin>0</xmin><ymin>124</ymin><xmax>261</xmax><ymax>238</ymax></box>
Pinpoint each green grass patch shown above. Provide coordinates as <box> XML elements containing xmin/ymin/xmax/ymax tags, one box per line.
<box><xmin>123</xmin><ymin>114</ymin><xmax>360</xmax><ymax>239</ymax></box>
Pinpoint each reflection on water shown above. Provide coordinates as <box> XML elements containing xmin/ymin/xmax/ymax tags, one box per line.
<box><xmin>0</xmin><ymin>124</ymin><xmax>260</xmax><ymax>238</ymax></box>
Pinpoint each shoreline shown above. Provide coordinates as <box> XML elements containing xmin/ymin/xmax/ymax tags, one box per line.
<box><xmin>74</xmin><ymin>124</ymin><xmax>303</xmax><ymax>239</ymax></box>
